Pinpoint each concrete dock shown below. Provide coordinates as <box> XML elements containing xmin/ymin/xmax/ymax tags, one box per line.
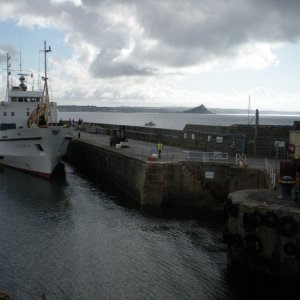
<box><xmin>66</xmin><ymin>130</ymin><xmax>271</xmax><ymax>210</ymax></box>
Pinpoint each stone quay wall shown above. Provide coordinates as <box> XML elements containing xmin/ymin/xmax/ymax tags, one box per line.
<box><xmin>67</xmin><ymin>140</ymin><xmax>269</xmax><ymax>210</ymax></box>
<box><xmin>80</xmin><ymin>122</ymin><xmax>292</xmax><ymax>158</ymax></box>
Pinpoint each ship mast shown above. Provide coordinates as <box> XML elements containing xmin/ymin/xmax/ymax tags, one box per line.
<box><xmin>27</xmin><ymin>41</ymin><xmax>52</xmax><ymax>127</ymax></box>
<box><xmin>42</xmin><ymin>40</ymin><xmax>52</xmax><ymax>126</ymax></box>
<box><xmin>6</xmin><ymin>53</ymin><xmax>11</xmax><ymax>101</ymax></box>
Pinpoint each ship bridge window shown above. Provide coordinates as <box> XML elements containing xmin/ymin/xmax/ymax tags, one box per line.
<box><xmin>0</xmin><ymin>123</ymin><xmax>16</xmax><ymax>130</ymax></box>
<box><xmin>25</xmin><ymin>98</ymin><xmax>31</xmax><ymax>102</ymax></box>
<box><xmin>11</xmin><ymin>97</ymin><xmax>17</xmax><ymax>102</ymax></box>
<box><xmin>30</xmin><ymin>97</ymin><xmax>41</xmax><ymax>102</ymax></box>
<box><xmin>18</xmin><ymin>98</ymin><xmax>24</xmax><ymax>102</ymax></box>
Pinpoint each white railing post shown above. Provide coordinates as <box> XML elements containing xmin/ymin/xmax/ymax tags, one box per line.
<box><xmin>264</xmin><ymin>158</ymin><xmax>277</xmax><ymax>189</ymax></box>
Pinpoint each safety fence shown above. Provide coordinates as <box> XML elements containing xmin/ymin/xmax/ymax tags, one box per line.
<box><xmin>139</xmin><ymin>148</ymin><xmax>231</xmax><ymax>163</ymax></box>
<box><xmin>264</xmin><ymin>158</ymin><xmax>278</xmax><ymax>189</ymax></box>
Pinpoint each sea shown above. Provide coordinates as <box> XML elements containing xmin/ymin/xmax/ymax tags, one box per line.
<box><xmin>58</xmin><ymin>111</ymin><xmax>300</xmax><ymax>130</ymax></box>
<box><xmin>0</xmin><ymin>112</ymin><xmax>299</xmax><ymax>299</ymax></box>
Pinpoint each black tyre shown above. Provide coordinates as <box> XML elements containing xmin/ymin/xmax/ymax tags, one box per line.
<box><xmin>279</xmin><ymin>216</ymin><xmax>298</xmax><ymax>237</ymax></box>
<box><xmin>243</xmin><ymin>234</ymin><xmax>262</xmax><ymax>254</ymax></box>
<box><xmin>264</xmin><ymin>212</ymin><xmax>279</xmax><ymax>228</ymax></box>
<box><xmin>283</xmin><ymin>242</ymin><xmax>296</xmax><ymax>256</ymax></box>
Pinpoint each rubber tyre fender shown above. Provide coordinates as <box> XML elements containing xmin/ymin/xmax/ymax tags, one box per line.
<box><xmin>253</xmin><ymin>211</ymin><xmax>264</xmax><ymax>227</ymax></box>
<box><xmin>264</xmin><ymin>212</ymin><xmax>279</xmax><ymax>228</ymax></box>
<box><xmin>283</xmin><ymin>242</ymin><xmax>297</xmax><ymax>256</ymax></box>
<box><xmin>243</xmin><ymin>212</ymin><xmax>257</xmax><ymax>232</ymax></box>
<box><xmin>243</xmin><ymin>234</ymin><xmax>262</xmax><ymax>254</ymax></box>
<box><xmin>279</xmin><ymin>216</ymin><xmax>298</xmax><ymax>237</ymax></box>
<box><xmin>230</xmin><ymin>234</ymin><xmax>242</xmax><ymax>248</ymax></box>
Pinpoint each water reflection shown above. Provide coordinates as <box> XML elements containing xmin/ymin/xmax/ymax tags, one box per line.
<box><xmin>0</xmin><ymin>163</ymin><xmax>297</xmax><ymax>299</ymax></box>
<box><xmin>0</xmin><ymin>165</ymin><xmax>70</xmax><ymax>216</ymax></box>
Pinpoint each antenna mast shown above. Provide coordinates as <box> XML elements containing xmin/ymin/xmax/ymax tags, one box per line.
<box><xmin>19</xmin><ymin>46</ymin><xmax>22</xmax><ymax>74</ymax></box>
<box><xmin>42</xmin><ymin>40</ymin><xmax>52</xmax><ymax>125</ymax></box>
<box><xmin>6</xmin><ymin>53</ymin><xmax>11</xmax><ymax>101</ymax></box>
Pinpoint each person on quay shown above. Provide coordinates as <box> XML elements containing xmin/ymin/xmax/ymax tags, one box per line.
<box><xmin>157</xmin><ymin>141</ymin><xmax>163</xmax><ymax>159</ymax></box>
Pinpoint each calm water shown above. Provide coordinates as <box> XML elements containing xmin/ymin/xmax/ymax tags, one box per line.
<box><xmin>59</xmin><ymin>112</ymin><xmax>300</xmax><ymax>130</ymax></box>
<box><xmin>0</xmin><ymin>164</ymin><xmax>297</xmax><ymax>299</ymax></box>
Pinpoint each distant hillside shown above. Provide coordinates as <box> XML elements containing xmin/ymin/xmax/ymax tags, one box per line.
<box><xmin>183</xmin><ymin>104</ymin><xmax>212</xmax><ymax>114</ymax></box>
<box><xmin>57</xmin><ymin>105</ymin><xmax>299</xmax><ymax>115</ymax></box>
<box><xmin>58</xmin><ymin>105</ymin><xmax>183</xmax><ymax>113</ymax></box>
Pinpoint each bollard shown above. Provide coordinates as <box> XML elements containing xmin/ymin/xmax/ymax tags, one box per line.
<box><xmin>278</xmin><ymin>176</ymin><xmax>295</xmax><ymax>200</ymax></box>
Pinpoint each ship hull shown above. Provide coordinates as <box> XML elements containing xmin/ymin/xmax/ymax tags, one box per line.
<box><xmin>0</xmin><ymin>126</ymin><xmax>73</xmax><ymax>177</ymax></box>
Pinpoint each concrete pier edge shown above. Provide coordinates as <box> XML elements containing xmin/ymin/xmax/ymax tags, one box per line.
<box><xmin>67</xmin><ymin>136</ymin><xmax>269</xmax><ymax>211</ymax></box>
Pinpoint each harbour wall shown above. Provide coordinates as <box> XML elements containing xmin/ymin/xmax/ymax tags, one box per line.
<box><xmin>80</xmin><ymin>122</ymin><xmax>293</xmax><ymax>159</ymax></box>
<box><xmin>67</xmin><ymin>139</ymin><xmax>269</xmax><ymax>210</ymax></box>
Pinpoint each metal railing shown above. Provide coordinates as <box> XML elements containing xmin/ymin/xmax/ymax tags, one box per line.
<box><xmin>265</xmin><ymin>158</ymin><xmax>278</xmax><ymax>189</ymax></box>
<box><xmin>183</xmin><ymin>151</ymin><xmax>228</xmax><ymax>162</ymax></box>
<box><xmin>144</xmin><ymin>149</ymin><xmax>229</xmax><ymax>163</ymax></box>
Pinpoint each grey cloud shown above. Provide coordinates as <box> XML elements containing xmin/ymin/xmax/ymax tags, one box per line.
<box><xmin>133</xmin><ymin>0</ymin><xmax>300</xmax><ymax>50</ymax></box>
<box><xmin>80</xmin><ymin>0</ymin><xmax>300</xmax><ymax>74</ymax></box>
<box><xmin>0</xmin><ymin>45</ymin><xmax>17</xmax><ymax>63</ymax></box>
<box><xmin>2</xmin><ymin>0</ymin><xmax>300</xmax><ymax>77</ymax></box>
<box><xmin>90</xmin><ymin>49</ymin><xmax>157</xmax><ymax>78</ymax></box>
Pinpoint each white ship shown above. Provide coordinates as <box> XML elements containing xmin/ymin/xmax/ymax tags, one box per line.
<box><xmin>0</xmin><ymin>41</ymin><xmax>73</xmax><ymax>178</ymax></box>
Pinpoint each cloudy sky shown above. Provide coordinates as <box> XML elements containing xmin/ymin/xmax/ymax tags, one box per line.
<box><xmin>0</xmin><ymin>0</ymin><xmax>300</xmax><ymax>111</ymax></box>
